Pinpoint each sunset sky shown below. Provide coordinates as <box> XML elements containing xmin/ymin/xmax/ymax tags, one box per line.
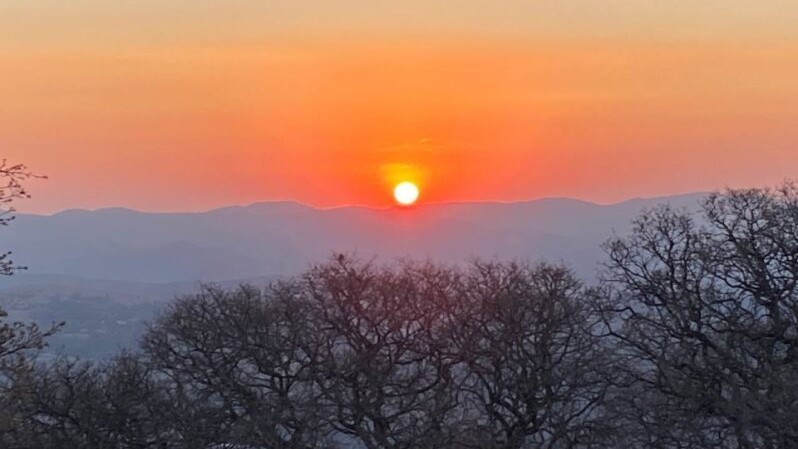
<box><xmin>2</xmin><ymin>1</ymin><xmax>798</xmax><ymax>213</ymax></box>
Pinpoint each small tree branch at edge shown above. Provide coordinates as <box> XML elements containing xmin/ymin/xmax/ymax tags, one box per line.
<box><xmin>0</xmin><ymin>159</ymin><xmax>46</xmax><ymax>276</ymax></box>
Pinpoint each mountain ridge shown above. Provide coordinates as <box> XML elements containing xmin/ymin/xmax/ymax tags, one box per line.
<box><xmin>2</xmin><ymin>193</ymin><xmax>708</xmax><ymax>284</ymax></box>
<box><xmin>29</xmin><ymin>192</ymin><xmax>708</xmax><ymax>218</ymax></box>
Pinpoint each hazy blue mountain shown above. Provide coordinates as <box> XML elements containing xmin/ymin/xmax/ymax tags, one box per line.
<box><xmin>0</xmin><ymin>193</ymin><xmax>705</xmax><ymax>284</ymax></box>
<box><xmin>0</xmin><ymin>193</ymin><xmax>706</xmax><ymax>358</ymax></box>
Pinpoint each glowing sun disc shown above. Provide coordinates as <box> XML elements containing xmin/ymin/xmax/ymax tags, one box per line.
<box><xmin>393</xmin><ymin>182</ymin><xmax>420</xmax><ymax>206</ymax></box>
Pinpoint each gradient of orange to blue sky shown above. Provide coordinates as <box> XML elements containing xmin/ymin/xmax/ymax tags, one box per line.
<box><xmin>2</xmin><ymin>1</ymin><xmax>798</xmax><ymax>213</ymax></box>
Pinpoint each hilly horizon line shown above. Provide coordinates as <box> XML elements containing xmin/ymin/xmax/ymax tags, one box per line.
<box><xmin>2</xmin><ymin>189</ymin><xmax>713</xmax><ymax>285</ymax></box>
<box><xmin>24</xmin><ymin>191</ymin><xmax>710</xmax><ymax>218</ymax></box>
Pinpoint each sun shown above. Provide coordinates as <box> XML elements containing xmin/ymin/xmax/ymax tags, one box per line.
<box><xmin>393</xmin><ymin>181</ymin><xmax>420</xmax><ymax>206</ymax></box>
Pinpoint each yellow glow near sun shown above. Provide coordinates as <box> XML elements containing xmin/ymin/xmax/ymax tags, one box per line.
<box><xmin>393</xmin><ymin>181</ymin><xmax>420</xmax><ymax>206</ymax></box>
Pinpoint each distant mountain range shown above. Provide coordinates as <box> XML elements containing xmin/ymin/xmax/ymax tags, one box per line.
<box><xmin>0</xmin><ymin>193</ymin><xmax>708</xmax><ymax>358</ymax></box>
<box><xmin>0</xmin><ymin>193</ymin><xmax>707</xmax><ymax>285</ymax></box>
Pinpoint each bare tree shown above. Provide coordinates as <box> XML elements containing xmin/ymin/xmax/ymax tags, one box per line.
<box><xmin>451</xmin><ymin>262</ymin><xmax>612</xmax><ymax>449</ymax></box>
<box><xmin>143</xmin><ymin>284</ymin><xmax>332</xmax><ymax>449</ymax></box>
<box><xmin>138</xmin><ymin>257</ymin><xmax>616</xmax><ymax>449</ymax></box>
<box><xmin>601</xmin><ymin>184</ymin><xmax>798</xmax><ymax>448</ymax></box>
<box><xmin>301</xmin><ymin>256</ymin><xmax>462</xmax><ymax>449</ymax></box>
<box><xmin>0</xmin><ymin>352</ymin><xmax>193</xmax><ymax>449</ymax></box>
<box><xmin>0</xmin><ymin>160</ymin><xmax>60</xmax><ymax>438</ymax></box>
<box><xmin>0</xmin><ymin>159</ymin><xmax>45</xmax><ymax>276</ymax></box>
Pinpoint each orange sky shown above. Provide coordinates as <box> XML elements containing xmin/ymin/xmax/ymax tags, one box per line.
<box><xmin>2</xmin><ymin>1</ymin><xmax>798</xmax><ymax>213</ymax></box>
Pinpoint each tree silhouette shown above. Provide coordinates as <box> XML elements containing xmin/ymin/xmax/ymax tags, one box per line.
<box><xmin>0</xmin><ymin>160</ymin><xmax>44</xmax><ymax>275</ymax></box>
<box><xmin>0</xmin><ymin>159</ymin><xmax>60</xmax><ymax>439</ymax></box>
<box><xmin>601</xmin><ymin>184</ymin><xmax>798</xmax><ymax>448</ymax></box>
